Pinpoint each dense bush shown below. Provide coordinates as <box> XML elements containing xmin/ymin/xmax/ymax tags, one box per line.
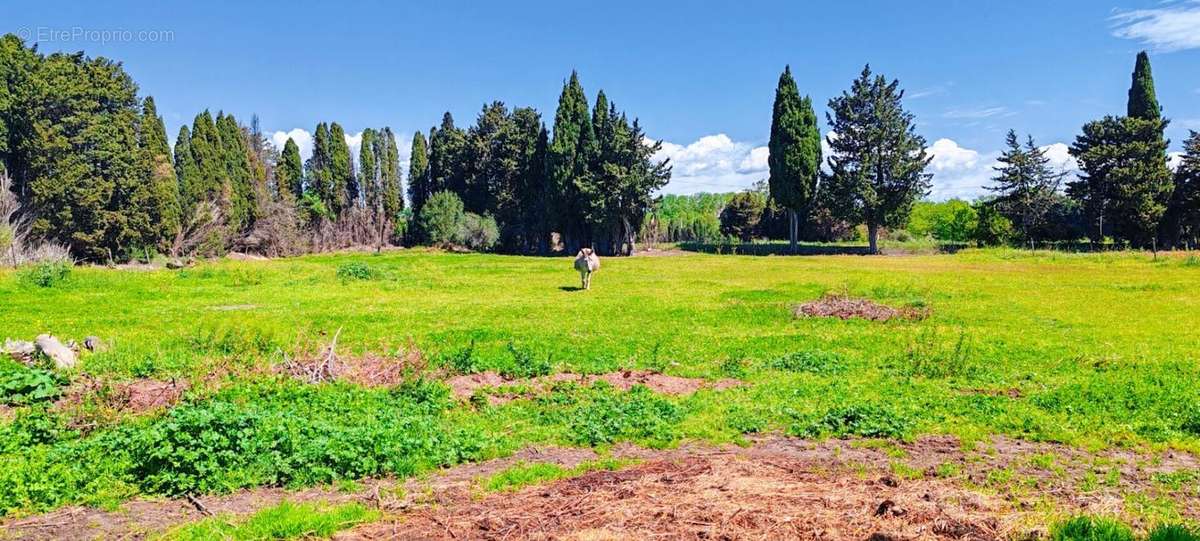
<box><xmin>458</xmin><ymin>213</ymin><xmax>499</xmax><ymax>251</ymax></box>
<box><xmin>909</xmin><ymin>200</ymin><xmax>977</xmax><ymax>242</ymax></box>
<box><xmin>719</xmin><ymin>191</ymin><xmax>766</xmax><ymax>241</ymax></box>
<box><xmin>17</xmin><ymin>261</ymin><xmax>71</xmax><ymax>288</ymax></box>
<box><xmin>420</xmin><ymin>190</ymin><xmax>466</xmax><ymax>247</ymax></box>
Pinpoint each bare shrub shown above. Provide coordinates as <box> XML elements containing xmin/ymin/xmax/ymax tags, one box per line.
<box><xmin>171</xmin><ymin>200</ymin><xmax>226</xmax><ymax>257</ymax></box>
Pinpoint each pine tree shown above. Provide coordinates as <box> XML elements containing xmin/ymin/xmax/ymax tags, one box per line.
<box><xmin>407</xmin><ymin>130</ymin><xmax>431</xmax><ymax>226</ymax></box>
<box><xmin>768</xmin><ymin>66</ymin><xmax>821</xmax><ymax>252</ymax></box>
<box><xmin>1163</xmin><ymin>131</ymin><xmax>1200</xmax><ymax>248</ymax></box>
<box><xmin>824</xmin><ymin>65</ymin><xmax>932</xmax><ymax>254</ymax></box>
<box><xmin>277</xmin><ymin>137</ymin><xmax>304</xmax><ymax>200</ymax></box>
<box><xmin>1127</xmin><ymin>51</ymin><xmax>1160</xmax><ymax>121</ymax></box>
<box><xmin>137</xmin><ymin>96</ymin><xmax>181</xmax><ymax>249</ymax></box>
<box><xmin>988</xmin><ymin>130</ymin><xmax>1065</xmax><ymax>247</ymax></box>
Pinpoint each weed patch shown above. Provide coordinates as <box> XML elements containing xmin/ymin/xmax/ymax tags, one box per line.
<box><xmin>336</xmin><ymin>261</ymin><xmax>378</xmax><ymax>281</ymax></box>
<box><xmin>164</xmin><ymin>500</ymin><xmax>378</xmax><ymax>541</ymax></box>
<box><xmin>17</xmin><ymin>261</ymin><xmax>71</xmax><ymax>288</ymax></box>
<box><xmin>538</xmin><ymin>383</ymin><xmax>682</xmax><ymax>447</ymax></box>
<box><xmin>763</xmin><ymin>350</ymin><xmax>847</xmax><ymax>374</ymax></box>
<box><xmin>0</xmin><ymin>359</ymin><xmax>66</xmax><ymax>406</ymax></box>
<box><xmin>791</xmin><ymin>404</ymin><xmax>913</xmax><ymax>439</ymax></box>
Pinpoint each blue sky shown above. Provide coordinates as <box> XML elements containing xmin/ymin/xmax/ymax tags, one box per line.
<box><xmin>3</xmin><ymin>0</ymin><xmax>1198</xmax><ymax>198</ymax></box>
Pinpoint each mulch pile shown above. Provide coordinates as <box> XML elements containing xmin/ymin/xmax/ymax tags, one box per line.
<box><xmin>348</xmin><ymin>450</ymin><xmax>1000</xmax><ymax>540</ymax></box>
<box><xmin>794</xmin><ymin>295</ymin><xmax>929</xmax><ymax>322</ymax></box>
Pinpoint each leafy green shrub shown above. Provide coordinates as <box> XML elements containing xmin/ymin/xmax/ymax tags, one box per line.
<box><xmin>1050</xmin><ymin>516</ymin><xmax>1135</xmax><ymax>541</ymax></box>
<box><xmin>1147</xmin><ymin>524</ymin><xmax>1200</xmax><ymax>541</ymax></box>
<box><xmin>336</xmin><ymin>261</ymin><xmax>377</xmax><ymax>281</ymax></box>
<box><xmin>420</xmin><ymin>190</ymin><xmax>466</xmax><ymax>246</ymax></box>
<box><xmin>792</xmin><ymin>404</ymin><xmax>913</xmax><ymax>439</ymax></box>
<box><xmin>17</xmin><ymin>261</ymin><xmax>71</xmax><ymax>288</ymax></box>
<box><xmin>0</xmin><ymin>360</ymin><xmax>66</xmax><ymax>406</ymax></box>
<box><xmin>539</xmin><ymin>383</ymin><xmax>681</xmax><ymax>447</ymax></box>
<box><xmin>440</xmin><ymin>340</ymin><xmax>482</xmax><ymax>374</ymax></box>
<box><xmin>0</xmin><ymin>408</ymin><xmax>74</xmax><ymax>452</ymax></box>
<box><xmin>764</xmin><ymin>350</ymin><xmax>847</xmax><ymax>374</ymax></box>
<box><xmin>500</xmin><ymin>342</ymin><xmax>553</xmax><ymax>379</ymax></box>
<box><xmin>167</xmin><ymin>500</ymin><xmax>378</xmax><ymax>541</ymax></box>
<box><xmin>458</xmin><ymin>213</ymin><xmax>499</xmax><ymax>252</ymax></box>
<box><xmin>719</xmin><ymin>357</ymin><xmax>748</xmax><ymax>378</ymax></box>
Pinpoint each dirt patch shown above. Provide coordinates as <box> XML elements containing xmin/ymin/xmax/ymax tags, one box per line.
<box><xmin>794</xmin><ymin>294</ymin><xmax>929</xmax><ymax>322</ymax></box>
<box><xmin>6</xmin><ymin>435</ymin><xmax>1200</xmax><ymax>540</ymax></box>
<box><xmin>55</xmin><ymin>377</ymin><xmax>188</xmax><ymax>416</ymax></box>
<box><xmin>446</xmin><ymin>370</ymin><xmax>741</xmax><ymax>402</ymax></box>
<box><xmin>349</xmin><ymin>447</ymin><xmax>1002</xmax><ymax>540</ymax></box>
<box><xmin>278</xmin><ymin>335</ymin><xmax>426</xmax><ymax>388</ymax></box>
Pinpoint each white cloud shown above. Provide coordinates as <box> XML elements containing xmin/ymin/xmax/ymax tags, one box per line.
<box><xmin>1039</xmin><ymin>142</ymin><xmax>1079</xmax><ymax>173</ymax></box>
<box><xmin>344</xmin><ymin>131</ymin><xmax>364</xmax><ymax>162</ymax></box>
<box><xmin>1111</xmin><ymin>1</ymin><xmax>1200</xmax><ymax>52</ymax></box>
<box><xmin>271</xmin><ymin>128</ymin><xmax>314</xmax><ymax>161</ymax></box>
<box><xmin>925</xmin><ymin>139</ymin><xmax>998</xmax><ymax>200</ymax></box>
<box><xmin>654</xmin><ymin>134</ymin><xmax>768</xmax><ymax>194</ymax></box>
<box><xmin>1170</xmin><ymin>152</ymin><xmax>1184</xmax><ymax>171</ymax></box>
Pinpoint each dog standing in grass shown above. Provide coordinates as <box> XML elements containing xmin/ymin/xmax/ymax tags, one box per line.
<box><xmin>574</xmin><ymin>248</ymin><xmax>600</xmax><ymax>290</ymax></box>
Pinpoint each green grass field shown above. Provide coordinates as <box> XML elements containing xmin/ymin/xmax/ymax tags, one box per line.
<box><xmin>2</xmin><ymin>248</ymin><xmax>1200</xmax><ymax>524</ymax></box>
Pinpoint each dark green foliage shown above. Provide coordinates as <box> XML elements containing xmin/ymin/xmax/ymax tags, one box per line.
<box><xmin>1127</xmin><ymin>51</ymin><xmax>1160</xmax><ymax>121</ymax></box>
<box><xmin>0</xmin><ymin>359</ymin><xmax>65</xmax><ymax>405</ymax></box>
<box><xmin>277</xmin><ymin>137</ymin><xmax>304</xmax><ymax>200</ymax></box>
<box><xmin>546</xmin><ymin>71</ymin><xmax>595</xmax><ymax>251</ymax></box>
<box><xmin>407</xmin><ymin>131</ymin><xmax>431</xmax><ymax>230</ymax></box>
<box><xmin>971</xmin><ymin>202</ymin><xmax>1014</xmax><ymax>246</ymax></box>
<box><xmin>379</xmin><ymin>127</ymin><xmax>403</xmax><ymax>218</ymax></box>
<box><xmin>989</xmin><ymin>131</ymin><xmax>1066</xmax><ymax>245</ymax></box>
<box><xmin>335</xmin><ymin>261</ymin><xmax>377</xmax><ymax>281</ymax></box>
<box><xmin>502</xmin><ymin>342</ymin><xmax>553</xmax><ymax>379</ymax></box>
<box><xmin>763</xmin><ymin>350</ymin><xmax>847</xmax><ymax>375</ymax></box>
<box><xmin>183</xmin><ymin>111</ymin><xmax>227</xmax><ymax>213</ymax></box>
<box><xmin>1162</xmin><ymin>131</ymin><xmax>1200</xmax><ymax>249</ymax></box>
<box><xmin>17</xmin><ymin>260</ymin><xmax>71</xmax><ymax>287</ymax></box>
<box><xmin>768</xmin><ymin>66</ymin><xmax>821</xmax><ymax>249</ymax></box>
<box><xmin>216</xmin><ymin>112</ymin><xmax>257</xmax><ymax>232</ymax></box>
<box><xmin>792</xmin><ymin>404</ymin><xmax>913</xmax><ymax>439</ymax></box>
<box><xmin>328</xmin><ymin>122</ymin><xmax>354</xmax><ymax>213</ymax></box>
<box><xmin>0</xmin><ymin>408</ymin><xmax>72</xmax><ymax>451</ymax></box>
<box><xmin>137</xmin><ymin>96</ymin><xmax>181</xmax><ymax>248</ymax></box>
<box><xmin>420</xmin><ymin>190</ymin><xmax>466</xmax><ymax>246</ymax></box>
<box><xmin>1050</xmin><ymin>516</ymin><xmax>1135</xmax><ymax>541</ymax></box>
<box><xmin>719</xmin><ymin>190</ymin><xmax>766</xmax><ymax>241</ymax></box>
<box><xmin>1069</xmin><ymin>115</ymin><xmax>1173</xmax><ymax>248</ymax></box>
<box><xmin>1147</xmin><ymin>524</ymin><xmax>1200</xmax><ymax>541</ymax></box>
<box><xmin>824</xmin><ymin>65</ymin><xmax>932</xmax><ymax>253</ymax></box>
<box><xmin>459</xmin><ymin>213</ymin><xmax>499</xmax><ymax>252</ymax></box>
<box><xmin>429</xmin><ymin>113</ymin><xmax>468</xmax><ymax>208</ymax></box>
<box><xmin>539</xmin><ymin>383</ymin><xmax>681</xmax><ymax>447</ymax></box>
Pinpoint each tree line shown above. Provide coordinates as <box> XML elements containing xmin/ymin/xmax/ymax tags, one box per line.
<box><xmin>0</xmin><ymin>35</ymin><xmax>670</xmax><ymax>262</ymax></box>
<box><xmin>743</xmin><ymin>52</ymin><xmax>1199</xmax><ymax>252</ymax></box>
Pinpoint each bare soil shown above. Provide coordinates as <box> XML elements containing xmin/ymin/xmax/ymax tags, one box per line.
<box><xmin>55</xmin><ymin>377</ymin><xmax>188</xmax><ymax>415</ymax></box>
<box><xmin>6</xmin><ymin>435</ymin><xmax>1199</xmax><ymax>540</ymax></box>
<box><xmin>794</xmin><ymin>295</ymin><xmax>929</xmax><ymax>322</ymax></box>
<box><xmin>446</xmin><ymin>370</ymin><xmax>741</xmax><ymax>403</ymax></box>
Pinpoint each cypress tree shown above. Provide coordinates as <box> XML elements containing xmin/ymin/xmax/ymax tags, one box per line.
<box><xmin>185</xmin><ymin>110</ymin><xmax>226</xmax><ymax>210</ymax></box>
<box><xmin>767</xmin><ymin>66</ymin><xmax>822</xmax><ymax>253</ymax></box>
<box><xmin>278</xmin><ymin>137</ymin><xmax>303</xmax><ymax>200</ymax></box>
<box><xmin>174</xmin><ymin>125</ymin><xmax>197</xmax><ymax>211</ymax></box>
<box><xmin>408</xmin><ymin>131</ymin><xmax>430</xmax><ymax>222</ymax></box>
<box><xmin>824</xmin><ymin>65</ymin><xmax>932</xmax><ymax>254</ymax></box>
<box><xmin>216</xmin><ymin>112</ymin><xmax>255</xmax><ymax>232</ymax></box>
<box><xmin>1127</xmin><ymin>51</ymin><xmax>1160</xmax><ymax>121</ymax></box>
<box><xmin>359</xmin><ymin>128</ymin><xmax>379</xmax><ymax>211</ymax></box>
<box><xmin>547</xmin><ymin>71</ymin><xmax>595</xmax><ymax>251</ymax></box>
<box><xmin>307</xmin><ymin>122</ymin><xmax>332</xmax><ymax>213</ymax></box>
<box><xmin>429</xmin><ymin>113</ymin><xmax>467</xmax><ymax>203</ymax></box>
<box><xmin>380</xmin><ymin>127</ymin><xmax>402</xmax><ymax>218</ymax></box>
<box><xmin>137</xmin><ymin>96</ymin><xmax>181</xmax><ymax>248</ymax></box>
<box><xmin>328</xmin><ymin>122</ymin><xmax>353</xmax><ymax>213</ymax></box>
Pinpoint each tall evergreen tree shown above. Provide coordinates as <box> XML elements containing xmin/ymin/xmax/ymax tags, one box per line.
<box><xmin>824</xmin><ymin>65</ymin><xmax>932</xmax><ymax>254</ymax></box>
<box><xmin>407</xmin><ymin>130</ymin><xmax>431</xmax><ymax>222</ymax></box>
<box><xmin>173</xmin><ymin>125</ymin><xmax>198</xmax><ymax>214</ymax></box>
<box><xmin>277</xmin><ymin>137</ymin><xmax>304</xmax><ymax>200</ymax></box>
<box><xmin>359</xmin><ymin>128</ymin><xmax>379</xmax><ymax>211</ymax></box>
<box><xmin>216</xmin><ymin>112</ymin><xmax>255</xmax><ymax>232</ymax></box>
<box><xmin>546</xmin><ymin>71</ymin><xmax>595</xmax><ymax>251</ymax></box>
<box><xmin>1163</xmin><ymin>131</ymin><xmax>1200</xmax><ymax>248</ymax></box>
<box><xmin>184</xmin><ymin>110</ymin><xmax>226</xmax><ymax>213</ymax></box>
<box><xmin>328</xmin><ymin>122</ymin><xmax>353</xmax><ymax>212</ymax></box>
<box><xmin>988</xmin><ymin>130</ymin><xmax>1065</xmax><ymax>247</ymax></box>
<box><xmin>137</xmin><ymin>96</ymin><xmax>181</xmax><ymax>249</ymax></box>
<box><xmin>428</xmin><ymin>112</ymin><xmax>467</xmax><ymax>205</ymax></box>
<box><xmin>380</xmin><ymin>127</ymin><xmax>403</xmax><ymax>219</ymax></box>
<box><xmin>1127</xmin><ymin>51</ymin><xmax>1160</xmax><ymax>121</ymax></box>
<box><xmin>307</xmin><ymin>122</ymin><xmax>333</xmax><ymax>214</ymax></box>
<box><xmin>767</xmin><ymin>66</ymin><xmax>822</xmax><ymax>252</ymax></box>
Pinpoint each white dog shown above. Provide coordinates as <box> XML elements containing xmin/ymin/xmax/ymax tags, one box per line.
<box><xmin>573</xmin><ymin>248</ymin><xmax>600</xmax><ymax>290</ymax></box>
